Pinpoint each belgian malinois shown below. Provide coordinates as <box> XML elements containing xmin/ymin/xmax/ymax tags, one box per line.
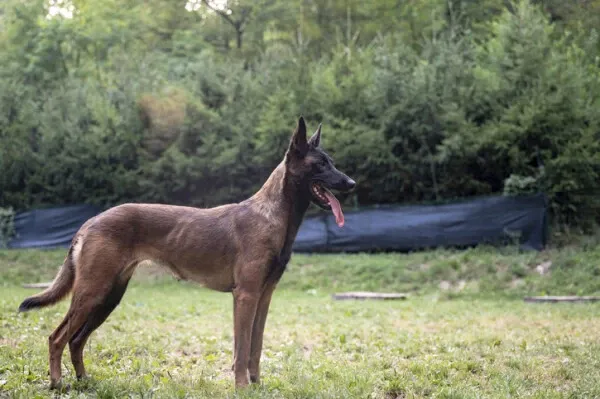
<box><xmin>18</xmin><ymin>117</ymin><xmax>355</xmax><ymax>389</ymax></box>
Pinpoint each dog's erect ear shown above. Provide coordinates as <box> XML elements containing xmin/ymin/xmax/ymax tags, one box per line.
<box><xmin>288</xmin><ymin>116</ymin><xmax>309</xmax><ymax>157</ymax></box>
<box><xmin>308</xmin><ymin>123</ymin><xmax>322</xmax><ymax>148</ymax></box>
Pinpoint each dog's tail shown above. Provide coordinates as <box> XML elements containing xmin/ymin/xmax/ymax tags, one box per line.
<box><xmin>18</xmin><ymin>255</ymin><xmax>75</xmax><ymax>312</ymax></box>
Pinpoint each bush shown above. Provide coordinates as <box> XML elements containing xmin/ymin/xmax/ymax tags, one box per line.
<box><xmin>0</xmin><ymin>207</ymin><xmax>16</xmax><ymax>248</ymax></box>
<box><xmin>0</xmin><ymin>0</ymin><xmax>598</xmax><ymax>230</ymax></box>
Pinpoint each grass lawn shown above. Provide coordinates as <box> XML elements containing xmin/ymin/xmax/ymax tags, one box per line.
<box><xmin>1</xmin><ymin>245</ymin><xmax>600</xmax><ymax>398</ymax></box>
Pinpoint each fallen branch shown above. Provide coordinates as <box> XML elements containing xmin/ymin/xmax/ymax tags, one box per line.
<box><xmin>22</xmin><ymin>282</ymin><xmax>52</xmax><ymax>289</ymax></box>
<box><xmin>524</xmin><ymin>296</ymin><xmax>600</xmax><ymax>303</ymax></box>
<box><xmin>332</xmin><ymin>291</ymin><xmax>408</xmax><ymax>301</ymax></box>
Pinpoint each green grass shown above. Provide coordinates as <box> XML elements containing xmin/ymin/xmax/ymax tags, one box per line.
<box><xmin>3</xmin><ymin>244</ymin><xmax>600</xmax><ymax>297</ymax></box>
<box><xmin>1</xmin><ymin>245</ymin><xmax>600</xmax><ymax>398</ymax></box>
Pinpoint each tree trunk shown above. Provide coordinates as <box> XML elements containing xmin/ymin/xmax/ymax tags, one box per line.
<box><xmin>236</xmin><ymin>27</ymin><xmax>243</xmax><ymax>49</ymax></box>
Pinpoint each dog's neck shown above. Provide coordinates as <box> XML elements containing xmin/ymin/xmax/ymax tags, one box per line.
<box><xmin>250</xmin><ymin>160</ymin><xmax>311</xmax><ymax>223</ymax></box>
<box><xmin>249</xmin><ymin>158</ymin><xmax>311</xmax><ymax>283</ymax></box>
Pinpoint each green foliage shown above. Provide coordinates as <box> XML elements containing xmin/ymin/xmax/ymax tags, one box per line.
<box><xmin>0</xmin><ymin>207</ymin><xmax>15</xmax><ymax>248</ymax></box>
<box><xmin>503</xmin><ymin>174</ymin><xmax>542</xmax><ymax>196</ymax></box>
<box><xmin>0</xmin><ymin>0</ymin><xmax>599</xmax><ymax>229</ymax></box>
<box><xmin>463</xmin><ymin>0</ymin><xmax>600</xmax><ymax>226</ymax></box>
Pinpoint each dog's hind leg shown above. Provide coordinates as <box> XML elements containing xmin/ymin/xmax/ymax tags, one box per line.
<box><xmin>68</xmin><ymin>275</ymin><xmax>132</xmax><ymax>380</ymax></box>
<box><xmin>49</xmin><ymin>243</ymin><xmax>133</xmax><ymax>390</ymax></box>
<box><xmin>48</xmin><ymin>295</ymin><xmax>98</xmax><ymax>389</ymax></box>
<box><xmin>47</xmin><ymin>312</ymin><xmax>75</xmax><ymax>389</ymax></box>
<box><xmin>248</xmin><ymin>284</ymin><xmax>276</xmax><ymax>384</ymax></box>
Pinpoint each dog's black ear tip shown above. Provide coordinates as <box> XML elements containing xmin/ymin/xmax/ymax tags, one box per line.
<box><xmin>295</xmin><ymin>116</ymin><xmax>307</xmax><ymax>137</ymax></box>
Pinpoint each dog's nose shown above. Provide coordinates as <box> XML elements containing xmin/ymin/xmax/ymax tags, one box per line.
<box><xmin>347</xmin><ymin>179</ymin><xmax>356</xmax><ymax>190</ymax></box>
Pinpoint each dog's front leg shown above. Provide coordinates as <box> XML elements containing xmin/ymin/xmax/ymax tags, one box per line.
<box><xmin>248</xmin><ymin>284</ymin><xmax>275</xmax><ymax>384</ymax></box>
<box><xmin>232</xmin><ymin>286</ymin><xmax>260</xmax><ymax>388</ymax></box>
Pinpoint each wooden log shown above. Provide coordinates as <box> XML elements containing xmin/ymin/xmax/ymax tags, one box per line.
<box><xmin>524</xmin><ymin>296</ymin><xmax>600</xmax><ymax>303</ymax></box>
<box><xmin>22</xmin><ymin>282</ymin><xmax>52</xmax><ymax>289</ymax></box>
<box><xmin>332</xmin><ymin>291</ymin><xmax>408</xmax><ymax>301</ymax></box>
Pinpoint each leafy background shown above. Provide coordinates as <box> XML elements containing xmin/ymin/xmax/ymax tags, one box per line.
<box><xmin>0</xmin><ymin>0</ymin><xmax>599</xmax><ymax>230</ymax></box>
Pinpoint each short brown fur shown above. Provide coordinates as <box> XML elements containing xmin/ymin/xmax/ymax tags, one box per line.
<box><xmin>18</xmin><ymin>117</ymin><xmax>355</xmax><ymax>390</ymax></box>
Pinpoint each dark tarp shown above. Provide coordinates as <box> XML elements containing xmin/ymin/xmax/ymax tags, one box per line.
<box><xmin>8</xmin><ymin>194</ymin><xmax>547</xmax><ymax>252</ymax></box>
<box><xmin>293</xmin><ymin>193</ymin><xmax>547</xmax><ymax>252</ymax></box>
<box><xmin>8</xmin><ymin>204</ymin><xmax>102</xmax><ymax>249</ymax></box>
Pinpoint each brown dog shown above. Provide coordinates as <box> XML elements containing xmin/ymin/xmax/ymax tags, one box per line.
<box><xmin>18</xmin><ymin>117</ymin><xmax>355</xmax><ymax>389</ymax></box>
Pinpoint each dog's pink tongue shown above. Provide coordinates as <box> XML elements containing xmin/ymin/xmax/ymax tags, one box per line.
<box><xmin>324</xmin><ymin>191</ymin><xmax>345</xmax><ymax>227</ymax></box>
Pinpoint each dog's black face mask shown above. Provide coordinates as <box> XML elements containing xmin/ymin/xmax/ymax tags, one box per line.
<box><xmin>286</xmin><ymin>117</ymin><xmax>356</xmax><ymax>227</ymax></box>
